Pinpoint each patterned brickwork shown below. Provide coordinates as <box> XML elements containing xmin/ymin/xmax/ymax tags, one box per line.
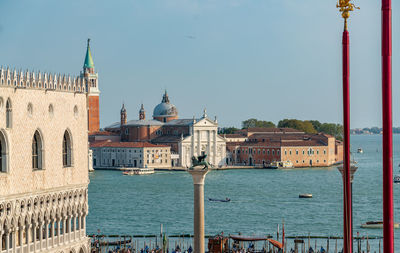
<box><xmin>87</xmin><ymin>96</ymin><xmax>99</xmax><ymax>134</ymax></box>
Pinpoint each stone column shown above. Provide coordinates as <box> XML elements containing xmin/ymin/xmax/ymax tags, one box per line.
<box><xmin>207</xmin><ymin>130</ymin><xmax>211</xmax><ymax>162</ymax></box>
<box><xmin>188</xmin><ymin>169</ymin><xmax>209</xmax><ymax>253</ymax></box>
<box><xmin>56</xmin><ymin>218</ymin><xmax>61</xmax><ymax>245</ymax></box>
<box><xmin>197</xmin><ymin>131</ymin><xmax>201</xmax><ymax>156</ymax></box>
<box><xmin>5</xmin><ymin>230</ymin><xmax>10</xmax><ymax>253</ymax></box>
<box><xmin>62</xmin><ymin>217</ymin><xmax>66</xmax><ymax>244</ymax></box>
<box><xmin>32</xmin><ymin>223</ymin><xmax>36</xmax><ymax>252</ymax></box>
<box><xmin>38</xmin><ymin>222</ymin><xmax>43</xmax><ymax>251</ymax></box>
<box><xmin>213</xmin><ymin>130</ymin><xmax>217</xmax><ymax>166</ymax></box>
<box><xmin>0</xmin><ymin>231</ymin><xmax>3</xmax><ymax>252</ymax></box>
<box><xmin>44</xmin><ymin>221</ymin><xmax>49</xmax><ymax>250</ymax></box>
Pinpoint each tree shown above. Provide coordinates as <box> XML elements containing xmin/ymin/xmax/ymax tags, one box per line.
<box><xmin>277</xmin><ymin>119</ymin><xmax>317</xmax><ymax>133</ymax></box>
<box><xmin>309</xmin><ymin>120</ymin><xmax>322</xmax><ymax>132</ymax></box>
<box><xmin>219</xmin><ymin>127</ymin><xmax>239</xmax><ymax>134</ymax></box>
<box><xmin>242</xmin><ymin>118</ymin><xmax>276</xmax><ymax>129</ymax></box>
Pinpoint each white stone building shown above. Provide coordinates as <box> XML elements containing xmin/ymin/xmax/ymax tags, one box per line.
<box><xmin>90</xmin><ymin>141</ymin><xmax>171</xmax><ymax>169</ymax></box>
<box><xmin>178</xmin><ymin>114</ymin><xmax>226</xmax><ymax>168</ymax></box>
<box><xmin>0</xmin><ymin>65</ymin><xmax>90</xmax><ymax>253</ymax></box>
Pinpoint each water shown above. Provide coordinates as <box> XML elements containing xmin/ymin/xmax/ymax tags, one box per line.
<box><xmin>87</xmin><ymin>135</ymin><xmax>400</xmax><ymax>250</ymax></box>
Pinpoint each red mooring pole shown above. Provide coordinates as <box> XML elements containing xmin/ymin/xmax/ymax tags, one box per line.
<box><xmin>342</xmin><ymin>22</ymin><xmax>352</xmax><ymax>253</ymax></box>
<box><xmin>382</xmin><ymin>0</ymin><xmax>394</xmax><ymax>252</ymax></box>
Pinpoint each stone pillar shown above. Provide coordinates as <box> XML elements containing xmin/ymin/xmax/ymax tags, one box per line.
<box><xmin>62</xmin><ymin>217</ymin><xmax>66</xmax><ymax>244</ymax></box>
<box><xmin>56</xmin><ymin>218</ymin><xmax>61</xmax><ymax>245</ymax></box>
<box><xmin>0</xmin><ymin>231</ymin><xmax>3</xmax><ymax>252</ymax></box>
<box><xmin>44</xmin><ymin>221</ymin><xmax>48</xmax><ymax>249</ymax></box>
<box><xmin>38</xmin><ymin>222</ymin><xmax>43</xmax><ymax>251</ymax></box>
<box><xmin>207</xmin><ymin>130</ymin><xmax>211</xmax><ymax>162</ymax></box>
<box><xmin>213</xmin><ymin>130</ymin><xmax>217</xmax><ymax>166</ymax></box>
<box><xmin>188</xmin><ymin>169</ymin><xmax>209</xmax><ymax>253</ymax></box>
<box><xmin>5</xmin><ymin>231</ymin><xmax>9</xmax><ymax>253</ymax></box>
<box><xmin>32</xmin><ymin>223</ymin><xmax>36</xmax><ymax>252</ymax></box>
<box><xmin>191</xmin><ymin>128</ymin><xmax>195</xmax><ymax>160</ymax></box>
<box><xmin>197</xmin><ymin>130</ymin><xmax>201</xmax><ymax>156</ymax></box>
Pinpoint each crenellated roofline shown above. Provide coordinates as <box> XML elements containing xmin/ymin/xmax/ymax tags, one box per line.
<box><xmin>0</xmin><ymin>66</ymin><xmax>87</xmax><ymax>93</ymax></box>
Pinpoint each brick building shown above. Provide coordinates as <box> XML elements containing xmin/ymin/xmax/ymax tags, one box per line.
<box><xmin>226</xmin><ymin>128</ymin><xmax>343</xmax><ymax>167</ymax></box>
<box><xmin>100</xmin><ymin>93</ymin><xmax>227</xmax><ymax>168</ymax></box>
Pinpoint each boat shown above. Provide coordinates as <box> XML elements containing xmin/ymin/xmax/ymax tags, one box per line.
<box><xmin>361</xmin><ymin>221</ymin><xmax>400</xmax><ymax>229</ymax></box>
<box><xmin>209</xmin><ymin>198</ymin><xmax>231</xmax><ymax>202</ymax></box>
<box><xmin>264</xmin><ymin>161</ymin><xmax>293</xmax><ymax>169</ymax></box>
<box><xmin>357</xmin><ymin>148</ymin><xmax>363</xmax><ymax>153</ymax></box>
<box><xmin>299</xmin><ymin>194</ymin><xmax>312</xmax><ymax>198</ymax></box>
<box><xmin>394</xmin><ymin>175</ymin><xmax>400</xmax><ymax>183</ymax></box>
<box><xmin>122</xmin><ymin>168</ymin><xmax>155</xmax><ymax>175</ymax></box>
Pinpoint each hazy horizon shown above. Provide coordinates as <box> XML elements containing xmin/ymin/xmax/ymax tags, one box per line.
<box><xmin>1</xmin><ymin>0</ymin><xmax>399</xmax><ymax>129</ymax></box>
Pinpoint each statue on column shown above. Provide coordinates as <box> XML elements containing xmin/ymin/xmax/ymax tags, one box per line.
<box><xmin>189</xmin><ymin>154</ymin><xmax>210</xmax><ymax>170</ymax></box>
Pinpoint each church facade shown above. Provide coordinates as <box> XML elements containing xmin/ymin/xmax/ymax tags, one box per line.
<box><xmin>0</xmin><ymin>41</ymin><xmax>94</xmax><ymax>253</ymax></box>
<box><xmin>102</xmin><ymin>91</ymin><xmax>227</xmax><ymax>168</ymax></box>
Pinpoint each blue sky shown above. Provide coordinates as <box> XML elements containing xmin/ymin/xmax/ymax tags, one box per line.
<box><xmin>0</xmin><ymin>0</ymin><xmax>399</xmax><ymax>129</ymax></box>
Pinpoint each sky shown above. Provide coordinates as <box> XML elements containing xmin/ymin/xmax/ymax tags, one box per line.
<box><xmin>0</xmin><ymin>0</ymin><xmax>399</xmax><ymax>129</ymax></box>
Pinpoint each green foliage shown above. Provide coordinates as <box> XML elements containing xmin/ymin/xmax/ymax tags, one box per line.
<box><xmin>242</xmin><ymin>118</ymin><xmax>276</xmax><ymax>129</ymax></box>
<box><xmin>278</xmin><ymin>119</ymin><xmax>343</xmax><ymax>139</ymax></box>
<box><xmin>219</xmin><ymin>127</ymin><xmax>239</xmax><ymax>134</ymax></box>
<box><xmin>277</xmin><ymin>119</ymin><xmax>317</xmax><ymax>133</ymax></box>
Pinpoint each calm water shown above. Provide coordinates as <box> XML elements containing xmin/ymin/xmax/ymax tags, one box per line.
<box><xmin>87</xmin><ymin>135</ymin><xmax>400</xmax><ymax>250</ymax></box>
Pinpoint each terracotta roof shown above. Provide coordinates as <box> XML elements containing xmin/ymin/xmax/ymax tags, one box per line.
<box><xmin>89</xmin><ymin>131</ymin><xmax>119</xmax><ymax>136</ymax></box>
<box><xmin>90</xmin><ymin>140</ymin><xmax>169</xmax><ymax>148</ymax></box>
<box><xmin>240</xmin><ymin>127</ymin><xmax>304</xmax><ymax>134</ymax></box>
<box><xmin>224</xmin><ymin>134</ymin><xmax>246</xmax><ymax>138</ymax></box>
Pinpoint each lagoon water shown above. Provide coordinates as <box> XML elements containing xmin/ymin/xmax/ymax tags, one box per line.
<box><xmin>87</xmin><ymin>135</ymin><xmax>400</xmax><ymax>249</ymax></box>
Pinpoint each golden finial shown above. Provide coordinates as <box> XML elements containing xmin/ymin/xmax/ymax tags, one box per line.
<box><xmin>336</xmin><ymin>0</ymin><xmax>359</xmax><ymax>30</ymax></box>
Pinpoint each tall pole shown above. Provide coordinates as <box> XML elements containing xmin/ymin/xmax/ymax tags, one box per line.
<box><xmin>381</xmin><ymin>0</ymin><xmax>394</xmax><ymax>252</ymax></box>
<box><xmin>337</xmin><ymin>1</ymin><xmax>358</xmax><ymax>252</ymax></box>
<box><xmin>342</xmin><ymin>22</ymin><xmax>352</xmax><ymax>253</ymax></box>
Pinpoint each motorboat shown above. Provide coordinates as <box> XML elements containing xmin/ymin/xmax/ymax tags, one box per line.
<box><xmin>357</xmin><ymin>148</ymin><xmax>363</xmax><ymax>154</ymax></box>
<box><xmin>299</xmin><ymin>194</ymin><xmax>312</xmax><ymax>199</ymax></box>
<box><xmin>361</xmin><ymin>221</ymin><xmax>400</xmax><ymax>229</ymax></box>
<box><xmin>394</xmin><ymin>175</ymin><xmax>400</xmax><ymax>183</ymax></box>
<box><xmin>122</xmin><ymin>168</ymin><xmax>154</xmax><ymax>175</ymax></box>
<box><xmin>264</xmin><ymin>161</ymin><xmax>293</xmax><ymax>169</ymax></box>
<box><xmin>209</xmin><ymin>198</ymin><xmax>231</xmax><ymax>202</ymax></box>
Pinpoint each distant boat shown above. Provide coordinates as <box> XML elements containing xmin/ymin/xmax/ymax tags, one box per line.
<box><xmin>361</xmin><ymin>221</ymin><xmax>400</xmax><ymax>229</ymax></box>
<box><xmin>122</xmin><ymin>168</ymin><xmax>154</xmax><ymax>175</ymax></box>
<box><xmin>357</xmin><ymin>148</ymin><xmax>363</xmax><ymax>154</ymax></box>
<box><xmin>209</xmin><ymin>198</ymin><xmax>231</xmax><ymax>202</ymax></box>
<box><xmin>394</xmin><ymin>175</ymin><xmax>400</xmax><ymax>183</ymax></box>
<box><xmin>264</xmin><ymin>161</ymin><xmax>293</xmax><ymax>169</ymax></box>
<box><xmin>299</xmin><ymin>194</ymin><xmax>312</xmax><ymax>198</ymax></box>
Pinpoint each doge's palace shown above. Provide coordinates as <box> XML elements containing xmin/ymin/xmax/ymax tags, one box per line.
<box><xmin>0</xmin><ymin>58</ymin><xmax>90</xmax><ymax>253</ymax></box>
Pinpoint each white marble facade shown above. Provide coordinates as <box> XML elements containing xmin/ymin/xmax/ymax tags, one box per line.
<box><xmin>179</xmin><ymin>117</ymin><xmax>226</xmax><ymax>168</ymax></box>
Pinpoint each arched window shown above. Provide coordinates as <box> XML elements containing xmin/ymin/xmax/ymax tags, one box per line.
<box><xmin>0</xmin><ymin>130</ymin><xmax>8</xmax><ymax>173</ymax></box>
<box><xmin>63</xmin><ymin>130</ymin><xmax>72</xmax><ymax>167</ymax></box>
<box><xmin>6</xmin><ymin>99</ymin><xmax>12</xmax><ymax>128</ymax></box>
<box><xmin>32</xmin><ymin>131</ymin><xmax>43</xmax><ymax>169</ymax></box>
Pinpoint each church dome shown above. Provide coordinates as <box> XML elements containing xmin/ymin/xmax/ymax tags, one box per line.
<box><xmin>153</xmin><ymin>91</ymin><xmax>178</xmax><ymax>118</ymax></box>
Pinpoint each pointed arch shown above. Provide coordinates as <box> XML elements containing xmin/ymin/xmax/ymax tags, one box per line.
<box><xmin>0</xmin><ymin>129</ymin><xmax>9</xmax><ymax>173</ymax></box>
<box><xmin>5</xmin><ymin>99</ymin><xmax>12</xmax><ymax>128</ymax></box>
<box><xmin>32</xmin><ymin>130</ymin><xmax>43</xmax><ymax>170</ymax></box>
<box><xmin>62</xmin><ymin>129</ymin><xmax>73</xmax><ymax>167</ymax></box>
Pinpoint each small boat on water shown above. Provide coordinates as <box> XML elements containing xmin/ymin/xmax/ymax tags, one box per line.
<box><xmin>299</xmin><ymin>194</ymin><xmax>312</xmax><ymax>198</ymax></box>
<box><xmin>264</xmin><ymin>161</ymin><xmax>293</xmax><ymax>169</ymax></box>
<box><xmin>357</xmin><ymin>148</ymin><xmax>363</xmax><ymax>154</ymax></box>
<box><xmin>209</xmin><ymin>198</ymin><xmax>231</xmax><ymax>202</ymax></box>
<box><xmin>394</xmin><ymin>175</ymin><xmax>400</xmax><ymax>183</ymax></box>
<box><xmin>122</xmin><ymin>168</ymin><xmax>154</xmax><ymax>175</ymax></box>
<box><xmin>361</xmin><ymin>221</ymin><xmax>400</xmax><ymax>229</ymax></box>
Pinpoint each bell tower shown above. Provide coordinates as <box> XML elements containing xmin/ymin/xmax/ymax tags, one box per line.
<box><xmin>139</xmin><ymin>104</ymin><xmax>146</xmax><ymax>120</ymax></box>
<box><xmin>121</xmin><ymin>103</ymin><xmax>127</xmax><ymax>125</ymax></box>
<box><xmin>82</xmin><ymin>39</ymin><xmax>100</xmax><ymax>133</ymax></box>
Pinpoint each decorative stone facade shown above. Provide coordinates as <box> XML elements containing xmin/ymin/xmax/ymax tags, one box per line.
<box><xmin>0</xmin><ymin>65</ymin><xmax>90</xmax><ymax>253</ymax></box>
